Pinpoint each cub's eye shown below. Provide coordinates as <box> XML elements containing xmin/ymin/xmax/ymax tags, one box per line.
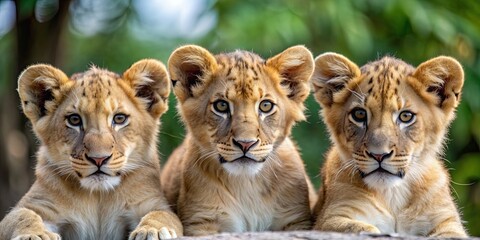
<box><xmin>259</xmin><ymin>100</ymin><xmax>274</xmax><ymax>113</ymax></box>
<box><xmin>113</xmin><ymin>114</ymin><xmax>128</xmax><ymax>125</ymax></box>
<box><xmin>66</xmin><ymin>114</ymin><xmax>82</xmax><ymax>127</ymax></box>
<box><xmin>350</xmin><ymin>108</ymin><xmax>367</xmax><ymax>123</ymax></box>
<box><xmin>213</xmin><ymin>100</ymin><xmax>230</xmax><ymax>113</ymax></box>
<box><xmin>398</xmin><ymin>111</ymin><xmax>415</xmax><ymax>124</ymax></box>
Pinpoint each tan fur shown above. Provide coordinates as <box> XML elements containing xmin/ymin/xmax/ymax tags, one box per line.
<box><xmin>0</xmin><ymin>61</ymin><xmax>182</xmax><ymax>239</ymax></box>
<box><xmin>161</xmin><ymin>45</ymin><xmax>316</xmax><ymax>236</ymax></box>
<box><xmin>311</xmin><ymin>53</ymin><xmax>467</xmax><ymax>237</ymax></box>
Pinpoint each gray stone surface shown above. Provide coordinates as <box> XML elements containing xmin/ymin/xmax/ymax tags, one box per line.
<box><xmin>178</xmin><ymin>231</ymin><xmax>479</xmax><ymax>240</ymax></box>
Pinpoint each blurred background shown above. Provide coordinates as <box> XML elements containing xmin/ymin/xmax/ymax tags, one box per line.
<box><xmin>0</xmin><ymin>0</ymin><xmax>479</xmax><ymax>235</ymax></box>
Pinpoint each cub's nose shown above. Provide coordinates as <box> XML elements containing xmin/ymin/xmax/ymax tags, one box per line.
<box><xmin>85</xmin><ymin>154</ymin><xmax>112</xmax><ymax>167</ymax></box>
<box><xmin>366</xmin><ymin>150</ymin><xmax>393</xmax><ymax>163</ymax></box>
<box><xmin>232</xmin><ymin>139</ymin><xmax>259</xmax><ymax>154</ymax></box>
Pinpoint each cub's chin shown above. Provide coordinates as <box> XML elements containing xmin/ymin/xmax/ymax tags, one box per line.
<box><xmin>79</xmin><ymin>174</ymin><xmax>121</xmax><ymax>191</ymax></box>
<box><xmin>220</xmin><ymin>156</ymin><xmax>266</xmax><ymax>176</ymax></box>
<box><xmin>361</xmin><ymin>169</ymin><xmax>405</xmax><ymax>189</ymax></box>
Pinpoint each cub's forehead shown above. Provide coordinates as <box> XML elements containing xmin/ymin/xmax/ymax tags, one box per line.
<box><xmin>350</xmin><ymin>57</ymin><xmax>417</xmax><ymax>110</ymax></box>
<box><xmin>64</xmin><ymin>67</ymin><xmax>133</xmax><ymax>114</ymax></box>
<box><xmin>213</xmin><ymin>51</ymin><xmax>274</xmax><ymax>100</ymax></box>
<box><xmin>70</xmin><ymin>67</ymin><xmax>123</xmax><ymax>99</ymax></box>
<box><xmin>359</xmin><ymin>57</ymin><xmax>414</xmax><ymax>96</ymax></box>
<box><xmin>71</xmin><ymin>66</ymin><xmax>120</xmax><ymax>81</ymax></box>
<box><xmin>360</xmin><ymin>56</ymin><xmax>414</xmax><ymax>80</ymax></box>
<box><xmin>216</xmin><ymin>50</ymin><xmax>265</xmax><ymax>65</ymax></box>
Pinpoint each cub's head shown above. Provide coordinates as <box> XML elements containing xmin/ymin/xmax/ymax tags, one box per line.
<box><xmin>311</xmin><ymin>53</ymin><xmax>464</xmax><ymax>188</ymax></box>
<box><xmin>18</xmin><ymin>60</ymin><xmax>170</xmax><ymax>191</ymax></box>
<box><xmin>169</xmin><ymin>45</ymin><xmax>313</xmax><ymax>176</ymax></box>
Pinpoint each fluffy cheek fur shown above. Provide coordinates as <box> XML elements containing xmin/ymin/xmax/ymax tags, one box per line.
<box><xmin>120</xmin><ymin>118</ymin><xmax>158</xmax><ymax>167</ymax></box>
<box><xmin>179</xmin><ymin>97</ymin><xmax>213</xmax><ymax>148</ymax></box>
<box><xmin>37</xmin><ymin>110</ymin><xmax>80</xmax><ymax>174</ymax></box>
<box><xmin>322</xmin><ymin>106</ymin><xmax>353</xmax><ymax>161</ymax></box>
<box><xmin>262</xmin><ymin>111</ymin><xmax>284</xmax><ymax>147</ymax></box>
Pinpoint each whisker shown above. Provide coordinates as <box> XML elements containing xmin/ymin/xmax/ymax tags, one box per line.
<box><xmin>334</xmin><ymin>160</ymin><xmax>355</xmax><ymax>182</ymax></box>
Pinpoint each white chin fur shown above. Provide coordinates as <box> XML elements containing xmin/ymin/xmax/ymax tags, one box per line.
<box><xmin>363</xmin><ymin>172</ymin><xmax>403</xmax><ymax>189</ymax></box>
<box><xmin>80</xmin><ymin>175</ymin><xmax>121</xmax><ymax>191</ymax></box>
<box><xmin>222</xmin><ymin>162</ymin><xmax>264</xmax><ymax>176</ymax></box>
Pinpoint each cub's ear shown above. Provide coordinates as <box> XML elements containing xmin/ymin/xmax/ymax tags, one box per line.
<box><xmin>311</xmin><ymin>52</ymin><xmax>361</xmax><ymax>107</ymax></box>
<box><xmin>168</xmin><ymin>45</ymin><xmax>217</xmax><ymax>103</ymax></box>
<box><xmin>18</xmin><ymin>64</ymin><xmax>70</xmax><ymax>123</ymax></box>
<box><xmin>266</xmin><ymin>45</ymin><xmax>314</xmax><ymax>104</ymax></box>
<box><xmin>412</xmin><ymin>56</ymin><xmax>464</xmax><ymax>112</ymax></box>
<box><xmin>123</xmin><ymin>59</ymin><xmax>170</xmax><ymax>119</ymax></box>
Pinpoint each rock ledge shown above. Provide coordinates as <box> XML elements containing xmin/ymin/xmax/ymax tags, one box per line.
<box><xmin>178</xmin><ymin>231</ymin><xmax>478</xmax><ymax>240</ymax></box>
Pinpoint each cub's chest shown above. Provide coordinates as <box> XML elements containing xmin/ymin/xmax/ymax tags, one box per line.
<box><xmin>221</xmin><ymin>182</ymin><xmax>276</xmax><ymax>232</ymax></box>
<box><xmin>364</xmin><ymin>187</ymin><xmax>432</xmax><ymax>236</ymax></box>
<box><xmin>59</xmin><ymin>198</ymin><xmax>138</xmax><ymax>240</ymax></box>
<box><xmin>365</xmin><ymin>207</ymin><xmax>432</xmax><ymax>235</ymax></box>
<box><xmin>368</xmin><ymin>206</ymin><xmax>433</xmax><ymax>236</ymax></box>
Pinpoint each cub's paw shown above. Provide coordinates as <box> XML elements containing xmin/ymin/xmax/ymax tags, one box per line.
<box><xmin>13</xmin><ymin>232</ymin><xmax>61</xmax><ymax>240</ymax></box>
<box><xmin>129</xmin><ymin>226</ymin><xmax>177</xmax><ymax>240</ymax></box>
<box><xmin>430</xmin><ymin>231</ymin><xmax>468</xmax><ymax>238</ymax></box>
<box><xmin>354</xmin><ymin>223</ymin><xmax>381</xmax><ymax>234</ymax></box>
<box><xmin>318</xmin><ymin>219</ymin><xmax>381</xmax><ymax>234</ymax></box>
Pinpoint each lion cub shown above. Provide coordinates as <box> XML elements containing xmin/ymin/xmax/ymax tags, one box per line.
<box><xmin>0</xmin><ymin>61</ymin><xmax>182</xmax><ymax>239</ymax></box>
<box><xmin>161</xmin><ymin>45</ymin><xmax>316</xmax><ymax>235</ymax></box>
<box><xmin>311</xmin><ymin>53</ymin><xmax>467</xmax><ymax>237</ymax></box>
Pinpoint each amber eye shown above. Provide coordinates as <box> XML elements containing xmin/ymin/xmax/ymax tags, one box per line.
<box><xmin>213</xmin><ymin>100</ymin><xmax>230</xmax><ymax>113</ymax></box>
<box><xmin>350</xmin><ymin>108</ymin><xmax>367</xmax><ymax>123</ymax></box>
<box><xmin>113</xmin><ymin>114</ymin><xmax>128</xmax><ymax>125</ymax></box>
<box><xmin>259</xmin><ymin>100</ymin><xmax>274</xmax><ymax>113</ymax></box>
<box><xmin>398</xmin><ymin>111</ymin><xmax>415</xmax><ymax>124</ymax></box>
<box><xmin>66</xmin><ymin>114</ymin><xmax>82</xmax><ymax>127</ymax></box>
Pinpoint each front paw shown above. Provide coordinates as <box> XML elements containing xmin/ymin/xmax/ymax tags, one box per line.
<box><xmin>129</xmin><ymin>226</ymin><xmax>177</xmax><ymax>240</ymax></box>
<box><xmin>351</xmin><ymin>222</ymin><xmax>381</xmax><ymax>234</ymax></box>
<box><xmin>317</xmin><ymin>219</ymin><xmax>381</xmax><ymax>234</ymax></box>
<box><xmin>13</xmin><ymin>231</ymin><xmax>61</xmax><ymax>240</ymax></box>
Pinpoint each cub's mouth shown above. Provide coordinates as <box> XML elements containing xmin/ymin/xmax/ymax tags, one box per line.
<box><xmin>359</xmin><ymin>167</ymin><xmax>405</xmax><ymax>179</ymax></box>
<box><xmin>218</xmin><ymin>154</ymin><xmax>267</xmax><ymax>176</ymax></box>
<box><xmin>219</xmin><ymin>156</ymin><xmax>266</xmax><ymax>164</ymax></box>
<box><xmin>90</xmin><ymin>169</ymin><xmax>109</xmax><ymax>176</ymax></box>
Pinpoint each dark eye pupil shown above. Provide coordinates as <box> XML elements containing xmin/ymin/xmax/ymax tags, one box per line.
<box><xmin>355</xmin><ymin>111</ymin><xmax>364</xmax><ymax>118</ymax></box>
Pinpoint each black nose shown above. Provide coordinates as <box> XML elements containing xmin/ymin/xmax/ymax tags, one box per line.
<box><xmin>85</xmin><ymin>154</ymin><xmax>112</xmax><ymax>167</ymax></box>
<box><xmin>366</xmin><ymin>150</ymin><xmax>393</xmax><ymax>163</ymax></box>
<box><xmin>232</xmin><ymin>139</ymin><xmax>258</xmax><ymax>154</ymax></box>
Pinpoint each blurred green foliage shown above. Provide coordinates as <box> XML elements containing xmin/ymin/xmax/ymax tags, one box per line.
<box><xmin>1</xmin><ymin>0</ymin><xmax>479</xmax><ymax>236</ymax></box>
